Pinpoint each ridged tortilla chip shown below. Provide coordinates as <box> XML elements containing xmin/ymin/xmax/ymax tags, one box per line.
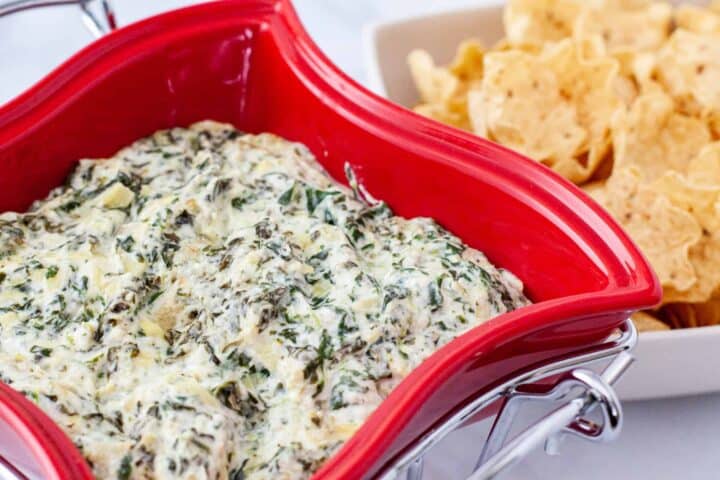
<box><xmin>611</xmin><ymin>87</ymin><xmax>711</xmax><ymax>179</ymax></box>
<box><xmin>598</xmin><ymin>168</ymin><xmax>702</xmax><ymax>293</ymax></box>
<box><xmin>543</xmin><ymin>39</ymin><xmax>620</xmax><ymax>180</ymax></box>
<box><xmin>504</xmin><ymin>0</ymin><xmax>583</xmax><ymax>47</ymax></box>
<box><xmin>408</xmin><ymin>49</ymin><xmax>473</xmax><ymax>131</ymax></box>
<box><xmin>664</xmin><ymin>231</ymin><xmax>720</xmax><ymax>304</ymax></box>
<box><xmin>656</xmin><ymin>30</ymin><xmax>720</xmax><ymax>123</ymax></box>
<box><xmin>631</xmin><ymin>311</ymin><xmax>670</xmax><ymax>331</ymax></box>
<box><xmin>470</xmin><ymin>49</ymin><xmax>586</xmax><ymax>166</ymax></box>
<box><xmin>408</xmin><ymin>50</ymin><xmax>460</xmax><ymax>105</ymax></box>
<box><xmin>449</xmin><ymin>39</ymin><xmax>485</xmax><ymax>83</ymax></box>
<box><xmin>688</xmin><ymin>142</ymin><xmax>720</xmax><ymax>187</ymax></box>
<box><xmin>470</xmin><ymin>39</ymin><xmax>620</xmax><ymax>183</ymax></box>
<box><xmin>582</xmin><ymin>180</ymin><xmax>608</xmax><ymax>204</ymax></box>
<box><xmin>652</xmin><ymin>170</ymin><xmax>720</xmax><ymax>232</ymax></box>
<box><xmin>629</xmin><ymin>159</ymin><xmax>720</xmax><ymax>306</ymax></box>
<box><xmin>574</xmin><ymin>1</ymin><xmax>672</xmax><ymax>52</ymax></box>
<box><xmin>413</xmin><ymin>103</ymin><xmax>471</xmax><ymax>131</ymax></box>
<box><xmin>661</xmin><ymin>299</ymin><xmax>720</xmax><ymax>328</ymax></box>
<box><xmin>675</xmin><ymin>5</ymin><xmax>720</xmax><ymax>34</ymax></box>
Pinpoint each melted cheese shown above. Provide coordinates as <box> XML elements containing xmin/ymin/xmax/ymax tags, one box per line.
<box><xmin>0</xmin><ymin>121</ymin><xmax>529</xmax><ymax>479</ymax></box>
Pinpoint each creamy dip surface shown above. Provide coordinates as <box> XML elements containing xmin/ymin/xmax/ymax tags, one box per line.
<box><xmin>0</xmin><ymin>122</ymin><xmax>528</xmax><ymax>479</ymax></box>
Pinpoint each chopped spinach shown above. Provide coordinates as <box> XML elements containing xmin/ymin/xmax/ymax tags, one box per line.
<box><xmin>305</xmin><ymin>188</ymin><xmax>339</xmax><ymax>213</ymax></box>
<box><xmin>117</xmin><ymin>454</ymin><xmax>132</xmax><ymax>480</ymax></box>
<box><xmin>45</xmin><ymin>266</ymin><xmax>58</xmax><ymax>279</ymax></box>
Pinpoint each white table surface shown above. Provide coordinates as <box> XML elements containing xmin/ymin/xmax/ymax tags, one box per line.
<box><xmin>1</xmin><ymin>1</ymin><xmax>719</xmax><ymax>479</ymax></box>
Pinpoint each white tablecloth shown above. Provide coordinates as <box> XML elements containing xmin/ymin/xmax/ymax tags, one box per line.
<box><xmin>1</xmin><ymin>1</ymin><xmax>719</xmax><ymax>479</ymax></box>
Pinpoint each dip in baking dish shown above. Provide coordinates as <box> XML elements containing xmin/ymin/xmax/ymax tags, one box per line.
<box><xmin>0</xmin><ymin>122</ymin><xmax>528</xmax><ymax>479</ymax></box>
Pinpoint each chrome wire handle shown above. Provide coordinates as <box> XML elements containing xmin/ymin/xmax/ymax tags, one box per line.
<box><xmin>380</xmin><ymin>320</ymin><xmax>637</xmax><ymax>480</ymax></box>
<box><xmin>0</xmin><ymin>0</ymin><xmax>116</xmax><ymax>38</ymax></box>
<box><xmin>0</xmin><ymin>456</ymin><xmax>28</xmax><ymax>480</ymax></box>
<box><xmin>471</xmin><ymin>352</ymin><xmax>632</xmax><ymax>480</ymax></box>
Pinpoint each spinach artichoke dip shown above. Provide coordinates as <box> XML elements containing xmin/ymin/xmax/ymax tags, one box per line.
<box><xmin>0</xmin><ymin>122</ymin><xmax>528</xmax><ymax>479</ymax></box>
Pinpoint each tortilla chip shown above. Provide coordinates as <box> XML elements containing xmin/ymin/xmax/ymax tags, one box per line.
<box><xmin>656</xmin><ymin>30</ymin><xmax>720</xmax><ymax>122</ymax></box>
<box><xmin>413</xmin><ymin>104</ymin><xmax>471</xmax><ymax>131</ymax></box>
<box><xmin>408</xmin><ymin>49</ymin><xmax>475</xmax><ymax>131</ymax></box>
<box><xmin>543</xmin><ymin>39</ymin><xmax>621</xmax><ymax>181</ymax></box>
<box><xmin>471</xmin><ymin>39</ymin><xmax>621</xmax><ymax>183</ymax></box>
<box><xmin>611</xmin><ymin>87</ymin><xmax>711</xmax><ymax>179</ymax></box>
<box><xmin>688</xmin><ymin>143</ymin><xmax>720</xmax><ymax>187</ymax></box>
<box><xmin>662</xmin><ymin>230</ymin><xmax>720</xmax><ymax>304</ymax></box>
<box><xmin>675</xmin><ymin>5</ymin><xmax>720</xmax><ymax>34</ymax></box>
<box><xmin>592</xmin><ymin>0</ymin><xmax>656</xmax><ymax>7</ymax></box>
<box><xmin>646</xmin><ymin>169</ymin><xmax>720</xmax><ymax>303</ymax></box>
<box><xmin>466</xmin><ymin>91</ymin><xmax>488</xmax><ymax>137</ymax></box>
<box><xmin>449</xmin><ymin>39</ymin><xmax>485</xmax><ymax>83</ymax></box>
<box><xmin>408</xmin><ymin>49</ymin><xmax>460</xmax><ymax>105</ymax></box>
<box><xmin>470</xmin><ymin>49</ymin><xmax>585</xmax><ymax>168</ymax></box>
<box><xmin>660</xmin><ymin>299</ymin><xmax>720</xmax><ymax>328</ymax></box>
<box><xmin>582</xmin><ymin>180</ymin><xmax>608</xmax><ymax>204</ymax></box>
<box><xmin>504</xmin><ymin>0</ymin><xmax>583</xmax><ymax>47</ymax></box>
<box><xmin>709</xmin><ymin>111</ymin><xmax>720</xmax><ymax>139</ymax></box>
<box><xmin>631</xmin><ymin>311</ymin><xmax>670</xmax><ymax>331</ymax></box>
<box><xmin>652</xmin><ymin>170</ymin><xmax>720</xmax><ymax>232</ymax></box>
<box><xmin>573</xmin><ymin>1</ymin><xmax>672</xmax><ymax>52</ymax></box>
<box><xmin>598</xmin><ymin>168</ymin><xmax>702</xmax><ymax>293</ymax></box>
<box><xmin>612</xmin><ymin>74</ymin><xmax>639</xmax><ymax>107</ymax></box>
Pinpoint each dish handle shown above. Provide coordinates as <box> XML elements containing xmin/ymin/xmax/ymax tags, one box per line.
<box><xmin>0</xmin><ymin>0</ymin><xmax>116</xmax><ymax>38</ymax></box>
<box><xmin>379</xmin><ymin>320</ymin><xmax>637</xmax><ymax>480</ymax></box>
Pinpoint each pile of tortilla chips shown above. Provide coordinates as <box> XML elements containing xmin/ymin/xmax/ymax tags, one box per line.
<box><xmin>409</xmin><ymin>0</ymin><xmax>720</xmax><ymax>331</ymax></box>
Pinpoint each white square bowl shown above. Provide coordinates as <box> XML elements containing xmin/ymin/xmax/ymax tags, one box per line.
<box><xmin>362</xmin><ymin>1</ymin><xmax>720</xmax><ymax>401</ymax></box>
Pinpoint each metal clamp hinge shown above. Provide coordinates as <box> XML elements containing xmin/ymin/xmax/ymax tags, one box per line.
<box><xmin>380</xmin><ymin>320</ymin><xmax>637</xmax><ymax>480</ymax></box>
<box><xmin>0</xmin><ymin>0</ymin><xmax>116</xmax><ymax>38</ymax></box>
<box><xmin>469</xmin><ymin>351</ymin><xmax>633</xmax><ymax>480</ymax></box>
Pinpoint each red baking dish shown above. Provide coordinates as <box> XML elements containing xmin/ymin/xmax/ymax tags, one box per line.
<box><xmin>0</xmin><ymin>1</ymin><xmax>660</xmax><ymax>479</ymax></box>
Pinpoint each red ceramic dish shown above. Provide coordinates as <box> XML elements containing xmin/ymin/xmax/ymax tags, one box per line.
<box><xmin>0</xmin><ymin>1</ymin><xmax>659</xmax><ymax>478</ymax></box>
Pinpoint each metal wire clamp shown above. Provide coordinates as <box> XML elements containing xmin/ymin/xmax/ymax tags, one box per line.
<box><xmin>0</xmin><ymin>0</ymin><xmax>116</xmax><ymax>38</ymax></box>
<box><xmin>381</xmin><ymin>319</ymin><xmax>637</xmax><ymax>480</ymax></box>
